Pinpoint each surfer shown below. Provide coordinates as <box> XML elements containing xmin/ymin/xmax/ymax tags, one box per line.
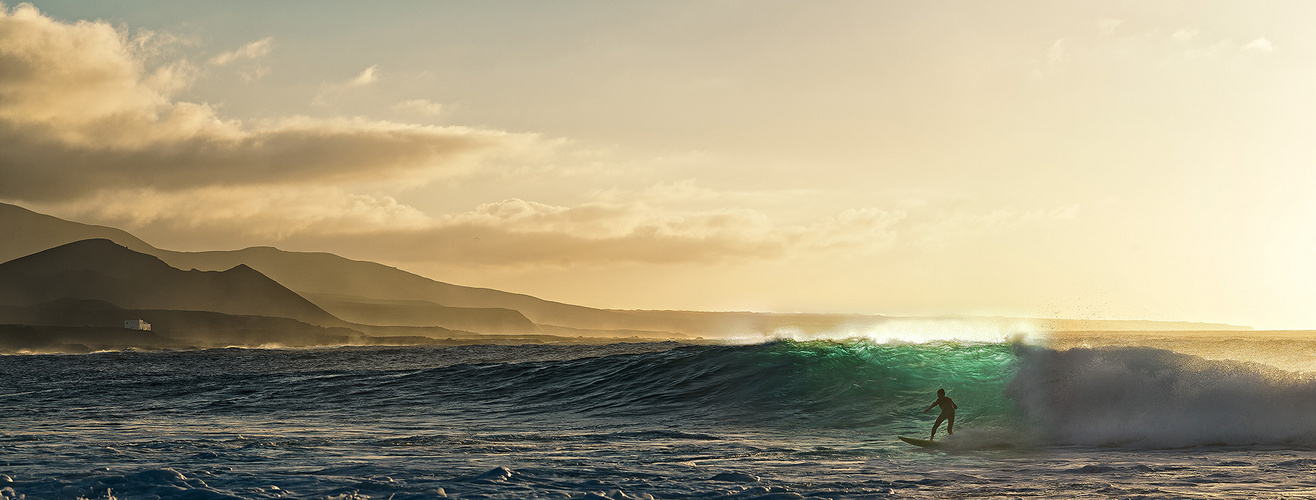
<box><xmin>923</xmin><ymin>389</ymin><xmax>957</xmax><ymax>440</ymax></box>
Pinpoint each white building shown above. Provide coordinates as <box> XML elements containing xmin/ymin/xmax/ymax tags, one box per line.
<box><xmin>124</xmin><ymin>319</ymin><xmax>151</xmax><ymax>331</ymax></box>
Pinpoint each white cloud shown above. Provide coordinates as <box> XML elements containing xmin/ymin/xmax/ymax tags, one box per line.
<box><xmin>208</xmin><ymin>37</ymin><xmax>273</xmax><ymax>66</ymax></box>
<box><xmin>392</xmin><ymin>99</ymin><xmax>445</xmax><ymax>116</ymax></box>
<box><xmin>590</xmin><ymin>179</ymin><xmax>818</xmax><ymax>206</ymax></box>
<box><xmin>349</xmin><ymin>65</ymin><xmax>379</xmax><ymax>86</ymax></box>
<box><xmin>51</xmin><ymin>186</ymin><xmax>431</xmax><ymax>239</ymax></box>
<box><xmin>1244</xmin><ymin>37</ymin><xmax>1274</xmax><ymax>53</ymax></box>
<box><xmin>49</xmin><ymin>192</ymin><xmax>794</xmax><ymax>265</ymax></box>
<box><xmin>440</xmin><ymin>198</ymin><xmax>779</xmax><ymax>242</ymax></box>
<box><xmin>208</xmin><ymin>37</ymin><xmax>274</xmax><ymax>81</ymax></box>
<box><xmin>37</xmin><ymin>169</ymin><xmax>1085</xmax><ymax>267</ymax></box>
<box><xmin>313</xmin><ymin>65</ymin><xmax>382</xmax><ymax>106</ymax></box>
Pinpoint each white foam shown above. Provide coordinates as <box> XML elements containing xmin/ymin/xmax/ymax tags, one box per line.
<box><xmin>756</xmin><ymin>317</ymin><xmax>1046</xmax><ymax>345</ymax></box>
<box><xmin>1009</xmin><ymin>346</ymin><xmax>1316</xmax><ymax>448</ymax></box>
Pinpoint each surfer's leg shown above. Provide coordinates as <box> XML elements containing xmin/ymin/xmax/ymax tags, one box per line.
<box><xmin>947</xmin><ymin>412</ymin><xmax>954</xmax><ymax>435</ymax></box>
<box><xmin>930</xmin><ymin>414</ymin><xmax>946</xmax><ymax>439</ymax></box>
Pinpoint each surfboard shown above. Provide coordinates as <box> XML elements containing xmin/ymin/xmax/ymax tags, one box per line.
<box><xmin>898</xmin><ymin>436</ymin><xmax>943</xmax><ymax>448</ymax></box>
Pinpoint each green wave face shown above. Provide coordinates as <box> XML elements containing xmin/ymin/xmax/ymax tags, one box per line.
<box><xmin>722</xmin><ymin>340</ymin><xmax>1023</xmax><ymax>434</ymax></box>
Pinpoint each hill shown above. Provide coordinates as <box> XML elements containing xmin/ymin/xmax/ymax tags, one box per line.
<box><xmin>0</xmin><ymin>202</ymin><xmax>552</xmax><ymax>335</ymax></box>
<box><xmin>0</xmin><ymin>203</ymin><xmax>156</xmax><ymax>261</ymax></box>
<box><xmin>0</xmin><ymin>202</ymin><xmax>1253</xmax><ymax>337</ymax></box>
<box><xmin>155</xmin><ymin>246</ymin><xmax>692</xmax><ymax>334</ymax></box>
<box><xmin>0</xmin><ymin>239</ymin><xmax>344</xmax><ymax>327</ymax></box>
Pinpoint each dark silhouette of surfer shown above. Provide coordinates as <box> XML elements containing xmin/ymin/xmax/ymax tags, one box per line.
<box><xmin>923</xmin><ymin>389</ymin><xmax>957</xmax><ymax>440</ymax></box>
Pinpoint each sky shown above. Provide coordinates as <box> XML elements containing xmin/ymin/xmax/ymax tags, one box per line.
<box><xmin>1</xmin><ymin>1</ymin><xmax>1314</xmax><ymax>329</ymax></box>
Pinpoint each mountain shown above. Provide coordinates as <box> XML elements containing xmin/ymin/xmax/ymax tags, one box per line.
<box><xmin>0</xmin><ymin>202</ymin><xmax>1253</xmax><ymax>337</ymax></box>
<box><xmin>0</xmin><ymin>202</ymin><xmax>580</xmax><ymax>335</ymax></box>
<box><xmin>154</xmin><ymin>246</ymin><xmax>694</xmax><ymax>334</ymax></box>
<box><xmin>0</xmin><ymin>239</ymin><xmax>343</xmax><ymax>327</ymax></box>
<box><xmin>0</xmin><ymin>203</ymin><xmax>156</xmax><ymax>261</ymax></box>
<box><xmin>0</xmin><ymin>203</ymin><xmax>699</xmax><ymax>334</ymax></box>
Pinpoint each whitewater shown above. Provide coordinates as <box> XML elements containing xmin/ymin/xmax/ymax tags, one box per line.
<box><xmin>2</xmin><ymin>338</ymin><xmax>1315</xmax><ymax>499</ymax></box>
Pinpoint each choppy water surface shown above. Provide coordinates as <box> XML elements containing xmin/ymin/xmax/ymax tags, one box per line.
<box><xmin>2</xmin><ymin>340</ymin><xmax>1315</xmax><ymax>498</ymax></box>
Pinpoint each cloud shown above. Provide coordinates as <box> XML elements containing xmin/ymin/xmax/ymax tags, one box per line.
<box><xmin>911</xmin><ymin>204</ymin><xmax>1080</xmax><ymax>250</ymax></box>
<box><xmin>590</xmin><ymin>179</ymin><xmax>818</xmax><ymax>207</ymax></box>
<box><xmin>385</xmin><ymin>199</ymin><xmax>789</xmax><ymax>266</ymax></box>
<box><xmin>51</xmin><ymin>186</ymin><xmax>432</xmax><ymax>240</ymax></box>
<box><xmin>208</xmin><ymin>37</ymin><xmax>273</xmax><ymax>66</ymax></box>
<box><xmin>1244</xmin><ymin>37</ymin><xmax>1274</xmax><ymax>53</ymax></box>
<box><xmin>50</xmin><ymin>192</ymin><xmax>794</xmax><ymax>266</ymax></box>
<box><xmin>349</xmin><ymin>65</ymin><xmax>378</xmax><ymax>87</ymax></box>
<box><xmin>446</xmin><ymin>199</ymin><xmax>779</xmax><ymax>241</ymax></box>
<box><xmin>392</xmin><ymin>99</ymin><xmax>445</xmax><ymax>116</ymax></box>
<box><xmin>41</xmin><ymin>174</ymin><xmax>1081</xmax><ymax>268</ymax></box>
<box><xmin>0</xmin><ymin>5</ymin><xmax>529</xmax><ymax>202</ymax></box>
<box><xmin>0</xmin><ymin>5</ymin><xmax>1094</xmax><ymax>271</ymax></box>
<box><xmin>208</xmin><ymin>37</ymin><xmax>273</xmax><ymax>81</ymax></box>
<box><xmin>49</xmin><ymin>186</ymin><xmax>923</xmax><ymax>267</ymax></box>
<box><xmin>312</xmin><ymin>65</ymin><xmax>382</xmax><ymax>106</ymax></box>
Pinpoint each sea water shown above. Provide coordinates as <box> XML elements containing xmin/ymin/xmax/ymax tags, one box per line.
<box><xmin>1</xmin><ymin>339</ymin><xmax>1315</xmax><ymax>499</ymax></box>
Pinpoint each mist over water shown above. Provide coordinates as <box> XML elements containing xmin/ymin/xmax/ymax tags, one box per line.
<box><xmin>2</xmin><ymin>338</ymin><xmax>1315</xmax><ymax>498</ymax></box>
<box><xmin>1010</xmin><ymin>344</ymin><xmax>1316</xmax><ymax>448</ymax></box>
<box><xmin>744</xmin><ymin>317</ymin><xmax>1047</xmax><ymax>346</ymax></box>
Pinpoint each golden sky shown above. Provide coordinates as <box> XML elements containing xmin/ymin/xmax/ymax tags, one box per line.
<box><xmin>2</xmin><ymin>2</ymin><xmax>1313</xmax><ymax>328</ymax></box>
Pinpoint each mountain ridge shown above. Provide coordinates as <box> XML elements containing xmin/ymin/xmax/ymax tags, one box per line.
<box><xmin>0</xmin><ymin>203</ymin><xmax>155</xmax><ymax>258</ymax></box>
<box><xmin>0</xmin><ymin>238</ymin><xmax>344</xmax><ymax>327</ymax></box>
<box><xmin>0</xmin><ymin>202</ymin><xmax>1254</xmax><ymax>336</ymax></box>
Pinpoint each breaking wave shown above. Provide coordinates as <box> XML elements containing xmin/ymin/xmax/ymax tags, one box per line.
<box><xmin>6</xmin><ymin>339</ymin><xmax>1314</xmax><ymax>449</ymax></box>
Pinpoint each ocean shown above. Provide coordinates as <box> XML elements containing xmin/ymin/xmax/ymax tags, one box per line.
<box><xmin>2</xmin><ymin>338</ymin><xmax>1315</xmax><ymax>499</ymax></box>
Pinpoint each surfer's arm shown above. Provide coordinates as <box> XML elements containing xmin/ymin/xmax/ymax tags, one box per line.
<box><xmin>923</xmin><ymin>402</ymin><xmax>935</xmax><ymax>413</ymax></box>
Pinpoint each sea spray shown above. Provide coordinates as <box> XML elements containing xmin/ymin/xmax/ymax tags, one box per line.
<box><xmin>1008</xmin><ymin>345</ymin><xmax>1316</xmax><ymax>448</ymax></box>
<box><xmin>755</xmin><ymin>317</ymin><xmax>1046</xmax><ymax>345</ymax></box>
